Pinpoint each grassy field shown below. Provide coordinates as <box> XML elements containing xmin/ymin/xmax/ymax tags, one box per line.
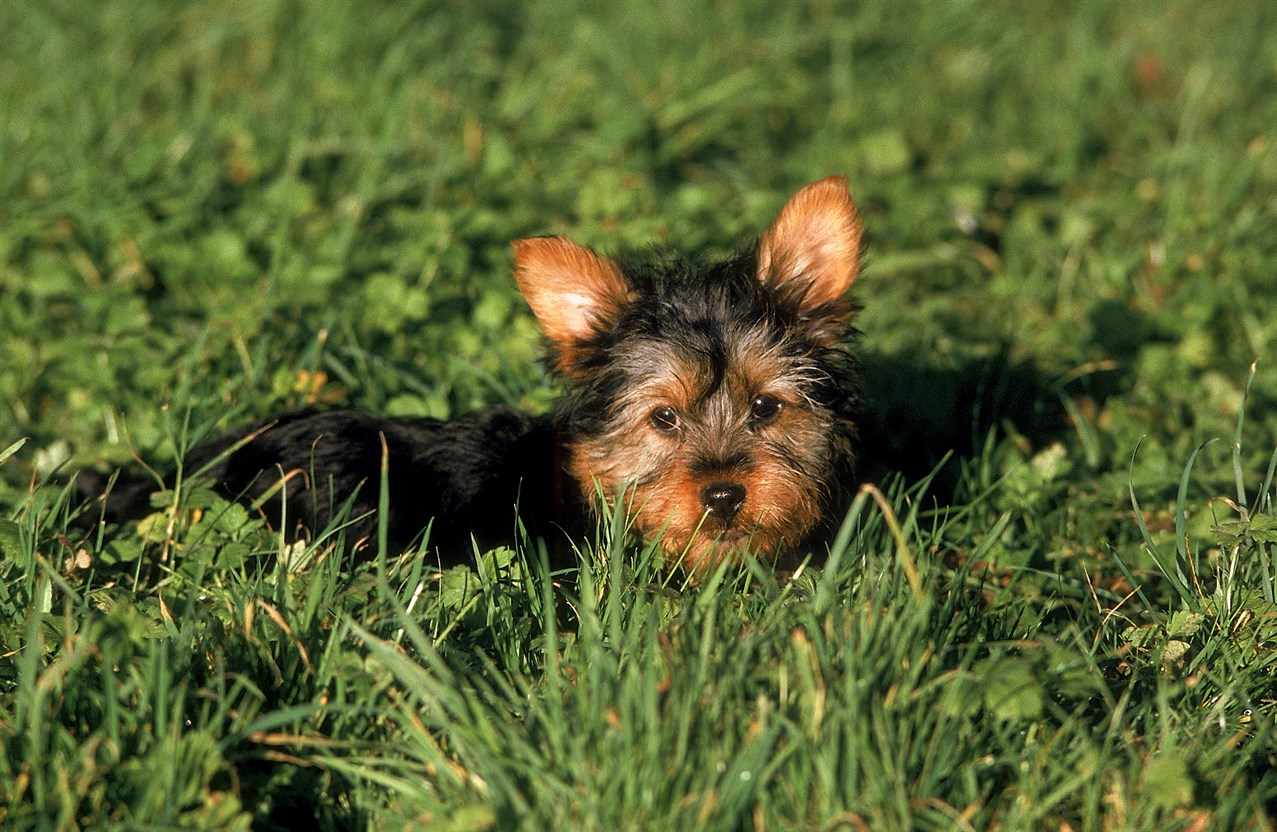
<box><xmin>3</xmin><ymin>1</ymin><xmax>1277</xmax><ymax>829</ymax></box>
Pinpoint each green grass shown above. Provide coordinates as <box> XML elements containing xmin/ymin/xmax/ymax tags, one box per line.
<box><xmin>3</xmin><ymin>1</ymin><xmax>1277</xmax><ymax>829</ymax></box>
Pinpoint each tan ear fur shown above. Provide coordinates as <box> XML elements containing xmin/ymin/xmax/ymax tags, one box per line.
<box><xmin>757</xmin><ymin>176</ymin><xmax>862</xmax><ymax>312</ymax></box>
<box><xmin>512</xmin><ymin>236</ymin><xmax>629</xmax><ymax>373</ymax></box>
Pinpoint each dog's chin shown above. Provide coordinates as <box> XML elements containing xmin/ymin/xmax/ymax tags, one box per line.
<box><xmin>659</xmin><ymin>520</ymin><xmax>794</xmax><ymax>578</ymax></box>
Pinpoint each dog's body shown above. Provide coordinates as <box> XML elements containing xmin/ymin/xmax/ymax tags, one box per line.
<box><xmin>185</xmin><ymin>407</ymin><xmax>566</xmax><ymax>556</ymax></box>
<box><xmin>82</xmin><ymin>177</ymin><xmax>865</xmax><ymax>574</ymax></box>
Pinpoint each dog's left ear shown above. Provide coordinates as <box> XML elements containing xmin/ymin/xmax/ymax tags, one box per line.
<box><xmin>513</xmin><ymin>236</ymin><xmax>630</xmax><ymax>375</ymax></box>
<box><xmin>757</xmin><ymin>176</ymin><xmax>862</xmax><ymax>318</ymax></box>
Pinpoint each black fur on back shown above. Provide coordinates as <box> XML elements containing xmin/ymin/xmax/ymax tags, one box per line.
<box><xmin>79</xmin><ymin>406</ymin><xmax>571</xmax><ymax>562</ymax></box>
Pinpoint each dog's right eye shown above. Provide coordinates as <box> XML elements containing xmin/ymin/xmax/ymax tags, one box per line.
<box><xmin>649</xmin><ymin>407</ymin><xmax>681</xmax><ymax>433</ymax></box>
<box><xmin>748</xmin><ymin>394</ymin><xmax>783</xmax><ymax>426</ymax></box>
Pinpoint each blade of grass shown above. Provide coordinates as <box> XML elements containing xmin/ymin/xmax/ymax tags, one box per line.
<box><xmin>1127</xmin><ymin>438</ymin><xmax>1194</xmax><ymax>608</ymax></box>
<box><xmin>1175</xmin><ymin>438</ymin><xmax>1216</xmax><ymax>598</ymax></box>
<box><xmin>1232</xmin><ymin>361</ymin><xmax>1257</xmax><ymax>511</ymax></box>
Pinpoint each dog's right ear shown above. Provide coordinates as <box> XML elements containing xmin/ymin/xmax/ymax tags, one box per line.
<box><xmin>757</xmin><ymin>177</ymin><xmax>861</xmax><ymax>341</ymax></box>
<box><xmin>513</xmin><ymin>236</ymin><xmax>629</xmax><ymax>375</ymax></box>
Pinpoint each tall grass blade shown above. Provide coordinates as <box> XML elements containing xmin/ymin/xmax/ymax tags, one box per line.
<box><xmin>1174</xmin><ymin>438</ymin><xmax>1216</xmax><ymax>596</ymax></box>
<box><xmin>1232</xmin><ymin>361</ymin><xmax>1257</xmax><ymax>510</ymax></box>
<box><xmin>1127</xmin><ymin>438</ymin><xmax>1194</xmax><ymax>607</ymax></box>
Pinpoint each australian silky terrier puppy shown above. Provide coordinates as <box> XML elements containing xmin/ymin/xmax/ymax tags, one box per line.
<box><xmin>82</xmin><ymin>177</ymin><xmax>863</xmax><ymax>575</ymax></box>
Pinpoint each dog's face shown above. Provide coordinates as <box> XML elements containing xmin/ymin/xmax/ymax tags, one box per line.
<box><xmin>513</xmin><ymin>177</ymin><xmax>862</xmax><ymax>574</ymax></box>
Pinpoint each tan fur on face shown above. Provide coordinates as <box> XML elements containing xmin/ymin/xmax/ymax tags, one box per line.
<box><xmin>566</xmin><ymin>327</ymin><xmax>846</xmax><ymax>576</ymax></box>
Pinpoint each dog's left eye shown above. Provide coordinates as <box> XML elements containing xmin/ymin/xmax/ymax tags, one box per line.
<box><xmin>749</xmin><ymin>395</ymin><xmax>783</xmax><ymax>426</ymax></box>
<box><xmin>650</xmin><ymin>406</ymin><xmax>681</xmax><ymax>433</ymax></box>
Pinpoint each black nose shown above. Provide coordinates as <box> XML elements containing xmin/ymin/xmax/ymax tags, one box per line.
<box><xmin>701</xmin><ymin>482</ymin><xmax>746</xmax><ymax>522</ymax></box>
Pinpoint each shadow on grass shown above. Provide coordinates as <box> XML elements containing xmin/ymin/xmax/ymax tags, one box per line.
<box><xmin>856</xmin><ymin>347</ymin><xmax>1085</xmax><ymax>496</ymax></box>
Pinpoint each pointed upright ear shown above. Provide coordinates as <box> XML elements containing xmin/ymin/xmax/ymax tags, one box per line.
<box><xmin>757</xmin><ymin>176</ymin><xmax>862</xmax><ymax>314</ymax></box>
<box><xmin>513</xmin><ymin>236</ymin><xmax>630</xmax><ymax>374</ymax></box>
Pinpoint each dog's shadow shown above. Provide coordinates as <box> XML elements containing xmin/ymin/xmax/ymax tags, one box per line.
<box><xmin>855</xmin><ymin>349</ymin><xmax>1088</xmax><ymax>497</ymax></box>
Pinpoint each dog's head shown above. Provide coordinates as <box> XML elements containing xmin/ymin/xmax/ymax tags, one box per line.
<box><xmin>513</xmin><ymin>178</ymin><xmax>863</xmax><ymax>574</ymax></box>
